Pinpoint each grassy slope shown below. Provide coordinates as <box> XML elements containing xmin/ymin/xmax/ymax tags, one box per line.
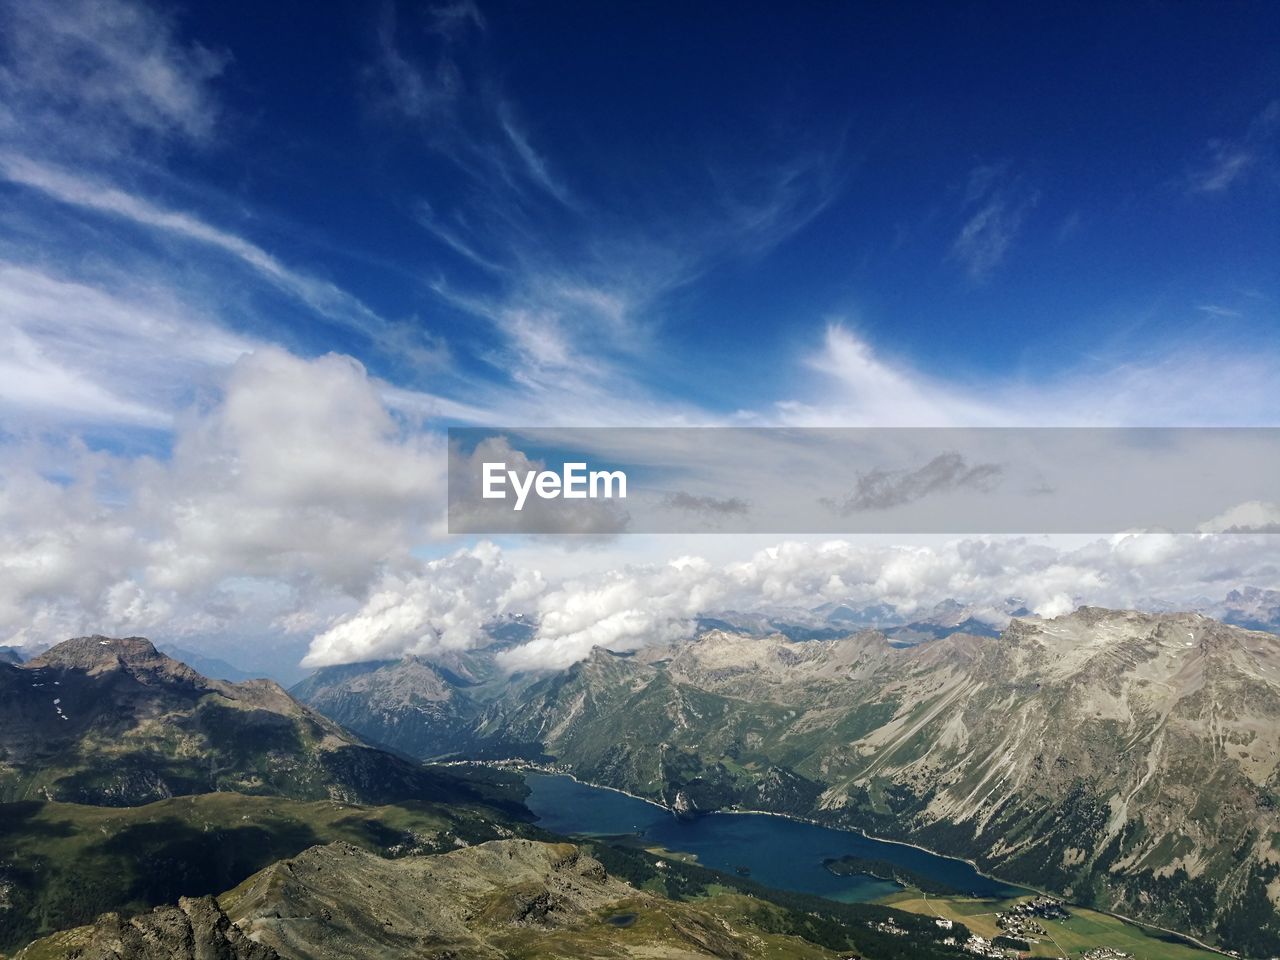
<box><xmin>0</xmin><ymin>790</ymin><xmax>521</xmax><ymax>953</ymax></box>
<box><xmin>488</xmin><ymin>893</ymin><xmax>840</xmax><ymax>960</ymax></box>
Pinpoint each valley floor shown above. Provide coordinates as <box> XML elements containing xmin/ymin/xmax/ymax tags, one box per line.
<box><xmin>878</xmin><ymin>890</ymin><xmax>1227</xmax><ymax>960</ymax></box>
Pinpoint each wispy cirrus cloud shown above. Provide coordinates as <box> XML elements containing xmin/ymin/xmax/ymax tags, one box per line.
<box><xmin>1187</xmin><ymin>100</ymin><xmax>1279</xmax><ymax>194</ymax></box>
<box><xmin>0</xmin><ymin>262</ymin><xmax>256</xmax><ymax>427</ymax></box>
<box><xmin>948</xmin><ymin>162</ymin><xmax>1039</xmax><ymax>281</ymax></box>
<box><xmin>366</xmin><ymin>0</ymin><xmax>848</xmax><ymax>424</ymax></box>
<box><xmin>0</xmin><ymin>154</ymin><xmax>406</xmax><ymax>347</ymax></box>
<box><xmin>365</xmin><ymin>1</ymin><xmax>482</xmax><ymax>125</ymax></box>
<box><xmin>0</xmin><ymin>0</ymin><xmax>464</xmax><ymax>451</ymax></box>
<box><xmin>0</xmin><ymin>0</ymin><xmax>225</xmax><ymax>155</ymax></box>
<box><xmin>778</xmin><ymin>322</ymin><xmax>1280</xmax><ymax>428</ymax></box>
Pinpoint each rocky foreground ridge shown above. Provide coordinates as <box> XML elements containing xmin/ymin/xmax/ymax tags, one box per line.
<box><xmin>13</xmin><ymin>895</ymin><xmax>278</xmax><ymax>960</ymax></box>
<box><xmin>17</xmin><ymin>838</ymin><xmax>867</xmax><ymax>959</ymax></box>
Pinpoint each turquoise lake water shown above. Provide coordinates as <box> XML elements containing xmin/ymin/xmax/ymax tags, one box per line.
<box><xmin>523</xmin><ymin>772</ymin><xmax>1026</xmax><ymax>904</ymax></box>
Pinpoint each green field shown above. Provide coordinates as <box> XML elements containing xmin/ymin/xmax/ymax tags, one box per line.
<box><xmin>880</xmin><ymin>890</ymin><xmax>1224</xmax><ymax>960</ymax></box>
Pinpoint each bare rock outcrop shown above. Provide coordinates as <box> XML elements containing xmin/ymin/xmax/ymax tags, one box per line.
<box><xmin>15</xmin><ymin>896</ymin><xmax>277</xmax><ymax>960</ymax></box>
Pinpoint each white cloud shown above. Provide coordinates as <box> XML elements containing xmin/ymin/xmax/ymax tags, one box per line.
<box><xmin>1033</xmin><ymin>593</ymin><xmax>1075</xmax><ymax>619</ymax></box>
<box><xmin>1198</xmin><ymin>501</ymin><xmax>1280</xmax><ymax>534</ymax></box>
<box><xmin>148</xmin><ymin>348</ymin><xmax>446</xmax><ymax>593</ymax></box>
<box><xmin>497</xmin><ymin>556</ymin><xmax>720</xmax><ymax>672</ymax></box>
<box><xmin>0</xmin><ymin>347</ymin><xmax>448</xmax><ymax>648</ymax></box>
<box><xmin>486</xmin><ymin>532</ymin><xmax>1278</xmax><ymax>671</ymax></box>
<box><xmin>0</xmin><ymin>0</ymin><xmax>225</xmax><ymax>154</ymax></box>
<box><xmin>302</xmin><ymin>542</ymin><xmax>543</xmax><ymax>667</ymax></box>
<box><xmin>0</xmin><ymin>261</ymin><xmax>255</xmax><ymax>426</ymax></box>
<box><xmin>782</xmin><ymin>323</ymin><xmax>1280</xmax><ymax>428</ymax></box>
<box><xmin>0</xmin><ymin>155</ymin><xmax>401</xmax><ymax>343</ymax></box>
<box><xmin>1188</xmin><ymin>101</ymin><xmax>1279</xmax><ymax>194</ymax></box>
<box><xmin>947</xmin><ymin>163</ymin><xmax>1039</xmax><ymax>281</ymax></box>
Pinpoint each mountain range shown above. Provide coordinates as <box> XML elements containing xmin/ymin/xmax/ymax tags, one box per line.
<box><xmin>0</xmin><ymin>634</ymin><xmax>971</xmax><ymax>960</ymax></box>
<box><xmin>289</xmin><ymin>607</ymin><xmax>1280</xmax><ymax>957</ymax></box>
<box><xmin>0</xmin><ymin>636</ymin><xmax>510</xmax><ymax>809</ymax></box>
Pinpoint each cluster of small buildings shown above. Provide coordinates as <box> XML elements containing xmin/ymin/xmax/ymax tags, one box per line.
<box><xmin>865</xmin><ymin>919</ymin><xmax>907</xmax><ymax>937</ymax></box>
<box><xmin>989</xmin><ymin>894</ymin><xmax>1074</xmax><ymax>945</ymax></box>
<box><xmin>960</xmin><ymin>934</ymin><xmax>1016</xmax><ymax>958</ymax></box>
<box><xmin>1018</xmin><ymin>895</ymin><xmax>1071</xmax><ymax>920</ymax></box>
<box><xmin>995</xmin><ymin>909</ymin><xmax>1047</xmax><ymax>941</ymax></box>
<box><xmin>1081</xmin><ymin>949</ymin><xmax>1133</xmax><ymax>960</ymax></box>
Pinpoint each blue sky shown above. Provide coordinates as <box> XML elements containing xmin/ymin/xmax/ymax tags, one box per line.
<box><xmin>3</xmin><ymin>0</ymin><xmax>1279</xmax><ymax>434</ymax></box>
<box><xmin>0</xmin><ymin>0</ymin><xmax>1278</xmax><ymax>673</ymax></box>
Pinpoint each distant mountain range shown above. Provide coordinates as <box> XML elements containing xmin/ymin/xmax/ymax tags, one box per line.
<box><xmin>155</xmin><ymin>644</ymin><xmax>264</xmax><ymax>683</ymax></box>
<box><xmin>290</xmin><ymin>607</ymin><xmax>1280</xmax><ymax>957</ymax></box>
<box><xmin>695</xmin><ymin>596</ymin><xmax>1021</xmax><ymax>644</ymax></box>
<box><xmin>703</xmin><ymin>588</ymin><xmax>1280</xmax><ymax>645</ymax></box>
<box><xmin>1212</xmin><ymin>586</ymin><xmax>1280</xmax><ymax>632</ymax></box>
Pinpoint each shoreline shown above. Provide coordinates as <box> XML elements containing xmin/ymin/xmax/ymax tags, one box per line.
<box><xmin>444</xmin><ymin>758</ymin><xmax>1232</xmax><ymax>958</ymax></box>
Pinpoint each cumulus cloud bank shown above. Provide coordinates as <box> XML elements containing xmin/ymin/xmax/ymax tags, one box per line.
<box><xmin>302</xmin><ymin>542</ymin><xmax>543</xmax><ymax>667</ymax></box>
<box><xmin>497</xmin><ymin>556</ymin><xmax>721</xmax><ymax>672</ymax></box>
<box><xmin>301</xmin><ymin>532</ymin><xmax>1280</xmax><ymax>674</ymax></box>
<box><xmin>0</xmin><ymin>347</ymin><xmax>445</xmax><ymax>648</ymax></box>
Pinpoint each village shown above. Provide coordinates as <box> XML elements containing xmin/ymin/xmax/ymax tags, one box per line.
<box><xmin>994</xmin><ymin>894</ymin><xmax>1074</xmax><ymax>945</ymax></box>
<box><xmin>926</xmin><ymin>894</ymin><xmax>1138</xmax><ymax>960</ymax></box>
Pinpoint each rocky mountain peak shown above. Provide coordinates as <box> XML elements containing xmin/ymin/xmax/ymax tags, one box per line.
<box><xmin>25</xmin><ymin>635</ymin><xmax>204</xmax><ymax>685</ymax></box>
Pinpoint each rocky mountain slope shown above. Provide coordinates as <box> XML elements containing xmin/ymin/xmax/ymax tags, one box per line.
<box><xmin>472</xmin><ymin>609</ymin><xmax>1280</xmax><ymax>955</ymax></box>
<box><xmin>696</xmin><ymin>597</ymin><xmax>1019</xmax><ymax>645</ymax></box>
<box><xmin>17</xmin><ymin>837</ymin><xmax>966</xmax><ymax>960</ymax></box>
<box><xmin>288</xmin><ymin>626</ymin><xmax>538</xmax><ymax>761</ymax></box>
<box><xmin>290</xmin><ymin>657</ymin><xmax>481</xmax><ymax>760</ymax></box>
<box><xmin>0</xmin><ymin>636</ymin><xmax>504</xmax><ymax>808</ymax></box>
